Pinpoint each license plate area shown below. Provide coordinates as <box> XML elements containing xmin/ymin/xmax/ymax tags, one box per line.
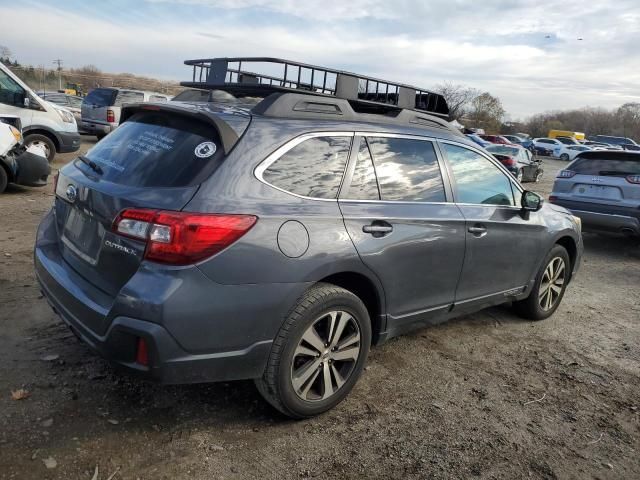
<box><xmin>573</xmin><ymin>184</ymin><xmax>621</xmax><ymax>200</ymax></box>
<box><xmin>61</xmin><ymin>208</ymin><xmax>105</xmax><ymax>265</ymax></box>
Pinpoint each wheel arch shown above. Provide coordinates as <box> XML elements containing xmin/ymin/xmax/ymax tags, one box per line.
<box><xmin>22</xmin><ymin>126</ymin><xmax>60</xmax><ymax>152</ymax></box>
<box><xmin>317</xmin><ymin>271</ymin><xmax>386</xmax><ymax>345</ymax></box>
<box><xmin>555</xmin><ymin>235</ymin><xmax>578</xmax><ymax>277</ymax></box>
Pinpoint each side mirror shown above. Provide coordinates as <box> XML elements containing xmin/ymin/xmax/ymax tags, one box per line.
<box><xmin>522</xmin><ymin>191</ymin><xmax>544</xmax><ymax>212</ymax></box>
<box><xmin>23</xmin><ymin>96</ymin><xmax>30</xmax><ymax>108</ymax></box>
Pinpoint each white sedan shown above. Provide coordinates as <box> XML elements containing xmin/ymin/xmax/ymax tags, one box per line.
<box><xmin>556</xmin><ymin>144</ymin><xmax>592</xmax><ymax>161</ymax></box>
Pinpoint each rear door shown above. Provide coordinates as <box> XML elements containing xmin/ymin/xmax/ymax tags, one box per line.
<box><xmin>82</xmin><ymin>88</ymin><xmax>116</xmax><ymax>125</ymax></box>
<box><xmin>54</xmin><ymin>110</ymin><xmax>227</xmax><ymax>309</ymax></box>
<box><xmin>439</xmin><ymin>141</ymin><xmax>547</xmax><ymax>308</ymax></box>
<box><xmin>339</xmin><ymin>134</ymin><xmax>466</xmax><ymax>330</ymax></box>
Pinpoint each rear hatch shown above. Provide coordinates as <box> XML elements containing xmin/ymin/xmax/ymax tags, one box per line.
<box><xmin>81</xmin><ymin>88</ymin><xmax>116</xmax><ymax>124</ymax></box>
<box><xmin>561</xmin><ymin>153</ymin><xmax>640</xmax><ymax>207</ymax></box>
<box><xmin>53</xmin><ymin>107</ymin><xmax>238</xmax><ymax>327</ymax></box>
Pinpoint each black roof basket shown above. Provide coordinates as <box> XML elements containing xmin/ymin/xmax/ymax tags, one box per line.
<box><xmin>181</xmin><ymin>57</ymin><xmax>449</xmax><ymax>118</ymax></box>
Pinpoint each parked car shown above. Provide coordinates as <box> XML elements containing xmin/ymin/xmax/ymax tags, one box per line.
<box><xmin>0</xmin><ymin>115</ymin><xmax>50</xmax><ymax>193</ymax></box>
<box><xmin>0</xmin><ymin>62</ymin><xmax>81</xmax><ymax>162</ymax></box>
<box><xmin>555</xmin><ymin>136</ymin><xmax>580</xmax><ymax>145</ymax></box>
<box><xmin>35</xmin><ymin>57</ymin><xmax>583</xmax><ymax>418</ymax></box>
<box><xmin>583</xmin><ymin>141</ymin><xmax>623</xmax><ymax>151</ymax></box>
<box><xmin>550</xmin><ymin>151</ymin><xmax>640</xmax><ymax>236</ymax></box>
<box><xmin>548</xmin><ymin>130</ymin><xmax>585</xmax><ymax>142</ymax></box>
<box><xmin>589</xmin><ymin>135</ymin><xmax>637</xmax><ymax>147</ymax></box>
<box><xmin>502</xmin><ymin>134</ymin><xmax>535</xmax><ymax>151</ymax></box>
<box><xmin>533</xmin><ymin>138</ymin><xmax>564</xmax><ymax>156</ymax></box>
<box><xmin>37</xmin><ymin>92</ymin><xmax>83</xmax><ymax>126</ymax></box>
<box><xmin>465</xmin><ymin>133</ymin><xmax>492</xmax><ymax>148</ymax></box>
<box><xmin>557</xmin><ymin>144</ymin><xmax>592</xmax><ymax>161</ymax></box>
<box><xmin>81</xmin><ymin>88</ymin><xmax>171</xmax><ymax>139</ymax></box>
<box><xmin>485</xmin><ymin>144</ymin><xmax>543</xmax><ymax>182</ymax></box>
<box><xmin>479</xmin><ymin>134</ymin><xmax>516</xmax><ymax>145</ymax></box>
<box><xmin>621</xmin><ymin>144</ymin><xmax>640</xmax><ymax>152</ymax></box>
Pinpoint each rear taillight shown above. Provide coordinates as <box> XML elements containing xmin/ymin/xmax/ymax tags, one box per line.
<box><xmin>557</xmin><ymin>170</ymin><xmax>576</xmax><ymax>178</ymax></box>
<box><xmin>549</xmin><ymin>195</ymin><xmax>558</xmax><ymax>203</ymax></box>
<box><xmin>136</xmin><ymin>337</ymin><xmax>149</xmax><ymax>366</ymax></box>
<box><xmin>626</xmin><ymin>175</ymin><xmax>640</xmax><ymax>184</ymax></box>
<box><xmin>106</xmin><ymin>109</ymin><xmax>115</xmax><ymax>123</ymax></box>
<box><xmin>502</xmin><ymin>157</ymin><xmax>516</xmax><ymax>166</ymax></box>
<box><xmin>113</xmin><ymin>208</ymin><xmax>257</xmax><ymax>265</ymax></box>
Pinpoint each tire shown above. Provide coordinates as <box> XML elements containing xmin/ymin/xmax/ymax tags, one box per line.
<box><xmin>0</xmin><ymin>166</ymin><xmax>8</xmax><ymax>193</ymax></box>
<box><xmin>24</xmin><ymin>134</ymin><xmax>56</xmax><ymax>163</ymax></box>
<box><xmin>560</xmin><ymin>153</ymin><xmax>570</xmax><ymax>161</ymax></box>
<box><xmin>513</xmin><ymin>245</ymin><xmax>570</xmax><ymax>321</ymax></box>
<box><xmin>534</xmin><ymin>170</ymin><xmax>543</xmax><ymax>183</ymax></box>
<box><xmin>255</xmin><ymin>283</ymin><xmax>372</xmax><ymax>419</ymax></box>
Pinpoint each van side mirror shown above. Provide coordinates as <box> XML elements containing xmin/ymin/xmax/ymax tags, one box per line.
<box><xmin>23</xmin><ymin>96</ymin><xmax>30</xmax><ymax>108</ymax></box>
<box><xmin>522</xmin><ymin>191</ymin><xmax>543</xmax><ymax>212</ymax></box>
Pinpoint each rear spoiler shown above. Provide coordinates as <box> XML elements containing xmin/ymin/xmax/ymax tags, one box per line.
<box><xmin>120</xmin><ymin>103</ymin><xmax>239</xmax><ymax>155</ymax></box>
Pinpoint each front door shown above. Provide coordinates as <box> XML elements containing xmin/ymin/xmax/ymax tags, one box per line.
<box><xmin>339</xmin><ymin>135</ymin><xmax>466</xmax><ymax>332</ymax></box>
<box><xmin>439</xmin><ymin>142</ymin><xmax>547</xmax><ymax>309</ymax></box>
<box><xmin>0</xmin><ymin>66</ymin><xmax>32</xmax><ymax>126</ymax></box>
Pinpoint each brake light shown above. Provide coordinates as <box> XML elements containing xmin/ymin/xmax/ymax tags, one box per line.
<box><xmin>136</xmin><ymin>337</ymin><xmax>149</xmax><ymax>366</ymax></box>
<box><xmin>106</xmin><ymin>109</ymin><xmax>115</xmax><ymax>123</ymax></box>
<box><xmin>113</xmin><ymin>208</ymin><xmax>257</xmax><ymax>265</ymax></box>
<box><xmin>502</xmin><ymin>157</ymin><xmax>516</xmax><ymax>166</ymax></box>
<box><xmin>626</xmin><ymin>175</ymin><xmax>640</xmax><ymax>184</ymax></box>
<box><xmin>549</xmin><ymin>195</ymin><xmax>558</xmax><ymax>203</ymax></box>
<box><xmin>557</xmin><ymin>170</ymin><xmax>576</xmax><ymax>178</ymax></box>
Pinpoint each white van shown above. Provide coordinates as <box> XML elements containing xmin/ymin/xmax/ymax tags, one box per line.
<box><xmin>0</xmin><ymin>62</ymin><xmax>80</xmax><ymax>162</ymax></box>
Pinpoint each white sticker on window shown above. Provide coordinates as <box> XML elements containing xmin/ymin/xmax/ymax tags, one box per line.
<box><xmin>194</xmin><ymin>142</ymin><xmax>217</xmax><ymax>158</ymax></box>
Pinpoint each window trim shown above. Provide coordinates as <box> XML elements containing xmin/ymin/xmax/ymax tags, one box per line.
<box><xmin>339</xmin><ymin>132</ymin><xmax>454</xmax><ymax>204</ymax></box>
<box><xmin>254</xmin><ymin>131</ymin><xmax>355</xmax><ymax>202</ymax></box>
<box><xmin>437</xmin><ymin>139</ymin><xmax>523</xmax><ymax>209</ymax></box>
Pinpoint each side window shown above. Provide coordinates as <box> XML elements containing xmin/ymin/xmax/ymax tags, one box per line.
<box><xmin>344</xmin><ymin>138</ymin><xmax>380</xmax><ymax>200</ymax></box>
<box><xmin>0</xmin><ymin>68</ymin><xmax>26</xmax><ymax>107</ymax></box>
<box><xmin>442</xmin><ymin>143</ymin><xmax>515</xmax><ymax>206</ymax></box>
<box><xmin>114</xmin><ymin>91</ymin><xmax>144</xmax><ymax>106</ymax></box>
<box><xmin>367</xmin><ymin>137</ymin><xmax>446</xmax><ymax>202</ymax></box>
<box><xmin>262</xmin><ymin>136</ymin><xmax>351</xmax><ymax>199</ymax></box>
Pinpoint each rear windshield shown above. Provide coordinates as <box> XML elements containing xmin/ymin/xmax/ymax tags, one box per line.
<box><xmin>84</xmin><ymin>112</ymin><xmax>223</xmax><ymax>187</ymax></box>
<box><xmin>84</xmin><ymin>88</ymin><xmax>116</xmax><ymax>107</ymax></box>
<box><xmin>114</xmin><ymin>91</ymin><xmax>145</xmax><ymax>107</ymax></box>
<box><xmin>173</xmin><ymin>89</ymin><xmax>210</xmax><ymax>102</ymax></box>
<box><xmin>487</xmin><ymin>146</ymin><xmax>519</xmax><ymax>156</ymax></box>
<box><xmin>572</xmin><ymin>157</ymin><xmax>640</xmax><ymax>176</ymax></box>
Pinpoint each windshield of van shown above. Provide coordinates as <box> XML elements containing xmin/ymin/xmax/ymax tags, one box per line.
<box><xmin>83</xmin><ymin>111</ymin><xmax>224</xmax><ymax>187</ymax></box>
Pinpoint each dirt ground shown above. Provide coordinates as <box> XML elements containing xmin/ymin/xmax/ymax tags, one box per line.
<box><xmin>0</xmin><ymin>139</ymin><xmax>638</xmax><ymax>480</ymax></box>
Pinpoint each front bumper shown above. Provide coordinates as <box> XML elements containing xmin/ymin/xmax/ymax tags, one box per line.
<box><xmin>15</xmin><ymin>150</ymin><xmax>51</xmax><ymax>187</ymax></box>
<box><xmin>550</xmin><ymin>198</ymin><xmax>640</xmax><ymax>235</ymax></box>
<box><xmin>80</xmin><ymin>121</ymin><xmax>112</xmax><ymax>136</ymax></box>
<box><xmin>56</xmin><ymin>131</ymin><xmax>81</xmax><ymax>153</ymax></box>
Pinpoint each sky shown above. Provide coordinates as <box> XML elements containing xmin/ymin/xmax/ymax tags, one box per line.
<box><xmin>1</xmin><ymin>0</ymin><xmax>639</xmax><ymax>119</ymax></box>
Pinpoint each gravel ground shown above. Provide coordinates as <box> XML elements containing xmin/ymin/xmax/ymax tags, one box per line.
<box><xmin>0</xmin><ymin>139</ymin><xmax>638</xmax><ymax>480</ymax></box>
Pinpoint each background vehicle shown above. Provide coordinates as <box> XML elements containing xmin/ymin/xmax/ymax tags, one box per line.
<box><xmin>81</xmin><ymin>88</ymin><xmax>171</xmax><ymax>139</ymax></box>
<box><xmin>622</xmin><ymin>144</ymin><xmax>640</xmax><ymax>151</ymax></box>
<box><xmin>485</xmin><ymin>144</ymin><xmax>543</xmax><ymax>182</ymax></box>
<box><xmin>503</xmin><ymin>134</ymin><xmax>535</xmax><ymax>151</ymax></box>
<box><xmin>533</xmin><ymin>137</ymin><xmax>564</xmax><ymax>156</ymax></box>
<box><xmin>0</xmin><ymin>62</ymin><xmax>80</xmax><ymax>162</ymax></box>
<box><xmin>556</xmin><ymin>136</ymin><xmax>580</xmax><ymax>145</ymax></box>
<box><xmin>0</xmin><ymin>116</ymin><xmax>50</xmax><ymax>193</ymax></box>
<box><xmin>557</xmin><ymin>144</ymin><xmax>591</xmax><ymax>161</ymax></box>
<box><xmin>548</xmin><ymin>130</ymin><xmax>585</xmax><ymax>141</ymax></box>
<box><xmin>35</xmin><ymin>57</ymin><xmax>582</xmax><ymax>419</ymax></box>
<box><xmin>479</xmin><ymin>134</ymin><xmax>516</xmax><ymax>145</ymax></box>
<box><xmin>37</xmin><ymin>92</ymin><xmax>84</xmax><ymax>128</ymax></box>
<box><xmin>465</xmin><ymin>133</ymin><xmax>492</xmax><ymax>148</ymax></box>
<box><xmin>550</xmin><ymin>151</ymin><xmax>640</xmax><ymax>236</ymax></box>
<box><xmin>590</xmin><ymin>135</ymin><xmax>637</xmax><ymax>147</ymax></box>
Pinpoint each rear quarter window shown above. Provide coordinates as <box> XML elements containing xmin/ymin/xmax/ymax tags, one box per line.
<box><xmin>84</xmin><ymin>112</ymin><xmax>224</xmax><ymax>187</ymax></box>
<box><xmin>114</xmin><ymin>91</ymin><xmax>144</xmax><ymax>107</ymax></box>
<box><xmin>84</xmin><ymin>88</ymin><xmax>115</xmax><ymax>107</ymax></box>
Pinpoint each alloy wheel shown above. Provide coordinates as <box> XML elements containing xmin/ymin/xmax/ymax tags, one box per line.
<box><xmin>516</xmin><ymin>170</ymin><xmax>524</xmax><ymax>182</ymax></box>
<box><xmin>28</xmin><ymin>140</ymin><xmax>51</xmax><ymax>159</ymax></box>
<box><xmin>538</xmin><ymin>257</ymin><xmax>566</xmax><ymax>311</ymax></box>
<box><xmin>291</xmin><ymin>310</ymin><xmax>361</xmax><ymax>402</ymax></box>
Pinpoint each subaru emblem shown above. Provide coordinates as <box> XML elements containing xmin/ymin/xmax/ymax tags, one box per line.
<box><xmin>66</xmin><ymin>184</ymin><xmax>78</xmax><ymax>202</ymax></box>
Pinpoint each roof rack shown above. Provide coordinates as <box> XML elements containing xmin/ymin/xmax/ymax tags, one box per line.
<box><xmin>181</xmin><ymin>57</ymin><xmax>449</xmax><ymax>118</ymax></box>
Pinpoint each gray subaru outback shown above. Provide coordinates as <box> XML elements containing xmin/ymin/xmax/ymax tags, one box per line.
<box><xmin>34</xmin><ymin>58</ymin><xmax>583</xmax><ymax>418</ymax></box>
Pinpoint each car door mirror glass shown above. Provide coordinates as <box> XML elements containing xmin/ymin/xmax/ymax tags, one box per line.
<box><xmin>23</xmin><ymin>96</ymin><xmax>30</xmax><ymax>108</ymax></box>
<box><xmin>522</xmin><ymin>191</ymin><xmax>543</xmax><ymax>211</ymax></box>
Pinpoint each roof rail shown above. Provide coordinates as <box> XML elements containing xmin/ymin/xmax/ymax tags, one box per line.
<box><xmin>181</xmin><ymin>57</ymin><xmax>449</xmax><ymax>118</ymax></box>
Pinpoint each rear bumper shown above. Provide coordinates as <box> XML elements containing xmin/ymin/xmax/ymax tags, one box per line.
<box><xmin>80</xmin><ymin>121</ymin><xmax>113</xmax><ymax>136</ymax></box>
<box><xmin>550</xmin><ymin>198</ymin><xmax>640</xmax><ymax>235</ymax></box>
<box><xmin>56</xmin><ymin>131</ymin><xmax>81</xmax><ymax>153</ymax></box>
<box><xmin>33</xmin><ymin>210</ymin><xmax>308</xmax><ymax>384</ymax></box>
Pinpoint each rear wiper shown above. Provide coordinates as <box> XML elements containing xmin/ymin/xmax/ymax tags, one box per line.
<box><xmin>77</xmin><ymin>155</ymin><xmax>103</xmax><ymax>175</ymax></box>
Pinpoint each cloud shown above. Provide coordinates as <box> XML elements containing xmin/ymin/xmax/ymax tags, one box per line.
<box><xmin>2</xmin><ymin>0</ymin><xmax>640</xmax><ymax>118</ymax></box>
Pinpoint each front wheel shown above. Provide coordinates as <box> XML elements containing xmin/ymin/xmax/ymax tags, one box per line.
<box><xmin>24</xmin><ymin>134</ymin><xmax>55</xmax><ymax>163</ymax></box>
<box><xmin>560</xmin><ymin>153</ymin><xmax>570</xmax><ymax>161</ymax></box>
<box><xmin>516</xmin><ymin>169</ymin><xmax>524</xmax><ymax>182</ymax></box>
<box><xmin>255</xmin><ymin>283</ymin><xmax>371</xmax><ymax>418</ymax></box>
<box><xmin>513</xmin><ymin>245</ymin><xmax>570</xmax><ymax>320</ymax></box>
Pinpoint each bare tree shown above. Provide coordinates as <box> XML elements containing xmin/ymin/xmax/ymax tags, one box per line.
<box><xmin>435</xmin><ymin>82</ymin><xmax>479</xmax><ymax>121</ymax></box>
<box><xmin>468</xmin><ymin>92</ymin><xmax>505</xmax><ymax>132</ymax></box>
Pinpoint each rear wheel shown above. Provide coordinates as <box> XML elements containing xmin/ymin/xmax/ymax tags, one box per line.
<box><xmin>0</xmin><ymin>167</ymin><xmax>8</xmax><ymax>193</ymax></box>
<box><xmin>516</xmin><ymin>169</ymin><xmax>524</xmax><ymax>182</ymax></box>
<box><xmin>560</xmin><ymin>153</ymin><xmax>570</xmax><ymax>161</ymax></box>
<box><xmin>255</xmin><ymin>283</ymin><xmax>371</xmax><ymax>418</ymax></box>
<box><xmin>513</xmin><ymin>245</ymin><xmax>570</xmax><ymax>320</ymax></box>
<box><xmin>24</xmin><ymin>134</ymin><xmax>56</xmax><ymax>163</ymax></box>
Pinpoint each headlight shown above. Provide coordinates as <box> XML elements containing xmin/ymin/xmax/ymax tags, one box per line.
<box><xmin>572</xmin><ymin>215</ymin><xmax>582</xmax><ymax>232</ymax></box>
<box><xmin>9</xmin><ymin>125</ymin><xmax>22</xmax><ymax>143</ymax></box>
<box><xmin>55</xmin><ymin>107</ymin><xmax>75</xmax><ymax>124</ymax></box>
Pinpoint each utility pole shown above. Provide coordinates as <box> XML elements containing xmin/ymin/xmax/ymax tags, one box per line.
<box><xmin>53</xmin><ymin>59</ymin><xmax>63</xmax><ymax>90</ymax></box>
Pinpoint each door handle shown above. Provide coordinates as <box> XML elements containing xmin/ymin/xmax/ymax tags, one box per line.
<box><xmin>363</xmin><ymin>222</ymin><xmax>393</xmax><ymax>236</ymax></box>
<box><xmin>468</xmin><ymin>225</ymin><xmax>487</xmax><ymax>236</ymax></box>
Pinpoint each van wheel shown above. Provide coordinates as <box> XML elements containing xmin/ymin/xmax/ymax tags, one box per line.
<box><xmin>0</xmin><ymin>167</ymin><xmax>8</xmax><ymax>193</ymax></box>
<box><xmin>24</xmin><ymin>134</ymin><xmax>55</xmax><ymax>163</ymax></box>
<box><xmin>513</xmin><ymin>245</ymin><xmax>570</xmax><ymax>321</ymax></box>
<box><xmin>255</xmin><ymin>283</ymin><xmax>371</xmax><ymax>419</ymax></box>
